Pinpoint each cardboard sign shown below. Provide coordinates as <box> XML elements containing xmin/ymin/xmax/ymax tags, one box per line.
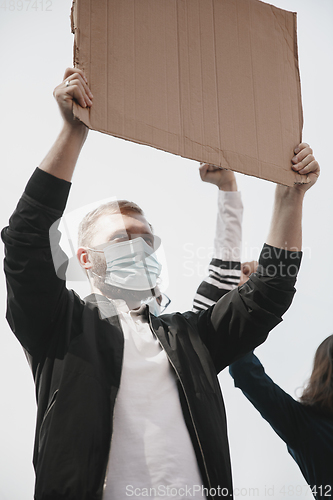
<box><xmin>71</xmin><ymin>0</ymin><xmax>305</xmax><ymax>186</ymax></box>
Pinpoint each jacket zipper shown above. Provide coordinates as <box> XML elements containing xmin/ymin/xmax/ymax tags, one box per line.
<box><xmin>103</xmin><ymin>393</ymin><xmax>118</xmax><ymax>492</ymax></box>
<box><xmin>147</xmin><ymin>315</ymin><xmax>214</xmax><ymax>498</ymax></box>
<box><xmin>103</xmin><ymin>316</ymin><xmax>123</xmax><ymax>491</ymax></box>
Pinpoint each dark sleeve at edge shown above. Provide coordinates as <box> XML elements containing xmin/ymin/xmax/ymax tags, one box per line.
<box><xmin>25</xmin><ymin>167</ymin><xmax>71</xmax><ymax>212</ymax></box>
<box><xmin>229</xmin><ymin>351</ymin><xmax>304</xmax><ymax>448</ymax></box>
<box><xmin>258</xmin><ymin>243</ymin><xmax>302</xmax><ymax>273</ymax></box>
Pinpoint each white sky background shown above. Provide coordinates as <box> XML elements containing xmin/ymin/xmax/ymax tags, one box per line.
<box><xmin>0</xmin><ymin>0</ymin><xmax>332</xmax><ymax>498</ymax></box>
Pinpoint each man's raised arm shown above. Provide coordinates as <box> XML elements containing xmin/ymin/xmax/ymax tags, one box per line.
<box><xmin>190</xmin><ymin>144</ymin><xmax>319</xmax><ymax>371</ymax></box>
<box><xmin>267</xmin><ymin>142</ymin><xmax>319</xmax><ymax>251</ymax></box>
<box><xmin>2</xmin><ymin>69</ymin><xmax>92</xmax><ymax>360</ymax></box>
<box><xmin>39</xmin><ymin>67</ymin><xmax>92</xmax><ymax>181</ymax></box>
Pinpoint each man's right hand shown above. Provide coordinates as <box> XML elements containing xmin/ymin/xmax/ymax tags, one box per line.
<box><xmin>53</xmin><ymin>67</ymin><xmax>93</xmax><ymax>128</ymax></box>
<box><xmin>38</xmin><ymin>68</ymin><xmax>93</xmax><ymax>181</ymax></box>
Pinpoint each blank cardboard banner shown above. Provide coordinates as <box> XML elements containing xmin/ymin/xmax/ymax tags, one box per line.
<box><xmin>71</xmin><ymin>0</ymin><xmax>305</xmax><ymax>186</ymax></box>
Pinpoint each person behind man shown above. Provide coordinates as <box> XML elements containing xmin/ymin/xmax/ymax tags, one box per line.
<box><xmin>193</xmin><ymin>164</ymin><xmax>243</xmax><ymax>312</ymax></box>
<box><xmin>195</xmin><ymin>166</ymin><xmax>331</xmax><ymax>499</ymax></box>
<box><xmin>2</xmin><ymin>68</ymin><xmax>319</xmax><ymax>500</ymax></box>
<box><xmin>193</xmin><ymin>165</ymin><xmax>259</xmax><ymax>307</ymax></box>
<box><xmin>228</xmin><ymin>343</ymin><xmax>333</xmax><ymax>499</ymax></box>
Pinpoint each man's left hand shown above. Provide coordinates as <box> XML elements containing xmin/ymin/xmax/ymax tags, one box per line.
<box><xmin>291</xmin><ymin>143</ymin><xmax>320</xmax><ymax>192</ymax></box>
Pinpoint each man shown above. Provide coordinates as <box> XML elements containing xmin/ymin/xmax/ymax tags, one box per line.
<box><xmin>2</xmin><ymin>68</ymin><xmax>319</xmax><ymax>500</ymax></box>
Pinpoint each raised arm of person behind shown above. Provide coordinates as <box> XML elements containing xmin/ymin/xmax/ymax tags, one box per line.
<box><xmin>2</xmin><ymin>66</ymin><xmax>320</xmax><ymax>500</ymax></box>
<box><xmin>193</xmin><ymin>165</ymin><xmax>243</xmax><ymax>311</ymax></box>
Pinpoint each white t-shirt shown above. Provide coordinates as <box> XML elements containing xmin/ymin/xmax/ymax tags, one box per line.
<box><xmin>103</xmin><ymin>301</ymin><xmax>206</xmax><ymax>500</ymax></box>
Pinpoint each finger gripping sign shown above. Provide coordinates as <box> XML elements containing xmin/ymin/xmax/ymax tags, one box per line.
<box><xmin>71</xmin><ymin>0</ymin><xmax>306</xmax><ymax>187</ymax></box>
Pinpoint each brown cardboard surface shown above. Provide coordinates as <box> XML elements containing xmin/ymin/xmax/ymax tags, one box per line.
<box><xmin>71</xmin><ymin>0</ymin><xmax>306</xmax><ymax>186</ymax></box>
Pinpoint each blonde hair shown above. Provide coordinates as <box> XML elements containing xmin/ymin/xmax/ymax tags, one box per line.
<box><xmin>78</xmin><ymin>200</ymin><xmax>145</xmax><ymax>247</ymax></box>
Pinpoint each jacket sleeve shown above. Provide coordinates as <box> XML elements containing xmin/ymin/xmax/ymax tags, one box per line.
<box><xmin>193</xmin><ymin>190</ymin><xmax>243</xmax><ymax>312</ymax></box>
<box><xmin>229</xmin><ymin>352</ymin><xmax>304</xmax><ymax>448</ymax></box>
<box><xmin>1</xmin><ymin>168</ymin><xmax>72</xmax><ymax>359</ymax></box>
<box><xmin>189</xmin><ymin>244</ymin><xmax>301</xmax><ymax>372</ymax></box>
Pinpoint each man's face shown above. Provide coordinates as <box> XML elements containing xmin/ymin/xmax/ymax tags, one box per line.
<box><xmin>90</xmin><ymin>212</ymin><xmax>154</xmax><ymax>250</ymax></box>
<box><xmin>87</xmin><ymin>212</ymin><xmax>156</xmax><ymax>301</ymax></box>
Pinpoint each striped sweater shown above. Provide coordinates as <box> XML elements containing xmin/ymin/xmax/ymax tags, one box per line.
<box><xmin>193</xmin><ymin>190</ymin><xmax>243</xmax><ymax>312</ymax></box>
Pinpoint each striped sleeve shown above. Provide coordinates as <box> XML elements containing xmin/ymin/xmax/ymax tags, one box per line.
<box><xmin>193</xmin><ymin>190</ymin><xmax>243</xmax><ymax>312</ymax></box>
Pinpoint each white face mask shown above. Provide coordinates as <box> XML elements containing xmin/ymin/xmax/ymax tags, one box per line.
<box><xmin>97</xmin><ymin>237</ymin><xmax>162</xmax><ymax>291</ymax></box>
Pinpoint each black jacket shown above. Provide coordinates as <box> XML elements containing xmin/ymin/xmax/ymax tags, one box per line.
<box><xmin>2</xmin><ymin>168</ymin><xmax>301</xmax><ymax>500</ymax></box>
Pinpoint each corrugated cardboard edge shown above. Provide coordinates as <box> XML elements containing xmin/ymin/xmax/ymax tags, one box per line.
<box><xmin>71</xmin><ymin>0</ymin><xmax>92</xmax><ymax>128</ymax></box>
<box><xmin>260</xmin><ymin>4</ymin><xmax>308</xmax><ymax>186</ymax></box>
<box><xmin>70</xmin><ymin>0</ymin><xmax>309</xmax><ymax>187</ymax></box>
<box><xmin>291</xmin><ymin>10</ymin><xmax>309</xmax><ymax>186</ymax></box>
<box><xmin>293</xmin><ymin>12</ymin><xmax>304</xmax><ymax>141</ymax></box>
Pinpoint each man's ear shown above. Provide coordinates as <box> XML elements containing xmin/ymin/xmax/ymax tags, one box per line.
<box><xmin>77</xmin><ymin>247</ymin><xmax>93</xmax><ymax>270</ymax></box>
